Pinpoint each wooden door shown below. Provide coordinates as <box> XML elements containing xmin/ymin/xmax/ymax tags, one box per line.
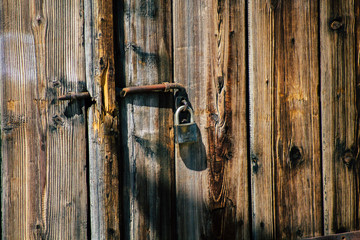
<box><xmin>117</xmin><ymin>0</ymin><xmax>359</xmax><ymax>239</ymax></box>
<box><xmin>1</xmin><ymin>0</ymin><xmax>359</xmax><ymax>239</ymax></box>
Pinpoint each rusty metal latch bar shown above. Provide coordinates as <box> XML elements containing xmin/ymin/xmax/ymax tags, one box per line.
<box><xmin>58</xmin><ymin>92</ymin><xmax>91</xmax><ymax>101</ymax></box>
<box><xmin>119</xmin><ymin>82</ymin><xmax>185</xmax><ymax>97</ymax></box>
<box><xmin>57</xmin><ymin>82</ymin><xmax>186</xmax><ymax>104</ymax></box>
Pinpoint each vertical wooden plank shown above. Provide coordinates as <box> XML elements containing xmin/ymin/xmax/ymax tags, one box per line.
<box><xmin>1</xmin><ymin>0</ymin><xmax>88</xmax><ymax>239</ymax></box>
<box><xmin>321</xmin><ymin>0</ymin><xmax>360</xmax><ymax>234</ymax></box>
<box><xmin>249</xmin><ymin>1</ymin><xmax>323</xmax><ymax>239</ymax></box>
<box><xmin>356</xmin><ymin>2</ymin><xmax>360</xmax><ymax>233</ymax></box>
<box><xmin>174</xmin><ymin>0</ymin><xmax>249</xmax><ymax>239</ymax></box>
<box><xmin>248</xmin><ymin>1</ymin><xmax>275</xmax><ymax>238</ymax></box>
<box><xmin>85</xmin><ymin>0</ymin><xmax>120</xmax><ymax>239</ymax></box>
<box><xmin>119</xmin><ymin>0</ymin><xmax>174</xmax><ymax>239</ymax></box>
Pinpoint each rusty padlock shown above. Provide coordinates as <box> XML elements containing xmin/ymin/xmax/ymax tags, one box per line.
<box><xmin>174</xmin><ymin>105</ymin><xmax>198</xmax><ymax>144</ymax></box>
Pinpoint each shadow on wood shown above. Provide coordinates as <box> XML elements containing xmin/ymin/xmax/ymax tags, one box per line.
<box><xmin>178</xmin><ymin>125</ymin><xmax>207</xmax><ymax>171</ymax></box>
<box><xmin>122</xmin><ymin>92</ymin><xmax>174</xmax><ymax>109</ymax></box>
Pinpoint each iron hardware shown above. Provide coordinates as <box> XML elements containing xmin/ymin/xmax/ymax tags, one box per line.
<box><xmin>119</xmin><ymin>82</ymin><xmax>185</xmax><ymax>97</ymax></box>
<box><xmin>174</xmin><ymin>105</ymin><xmax>198</xmax><ymax>144</ymax></box>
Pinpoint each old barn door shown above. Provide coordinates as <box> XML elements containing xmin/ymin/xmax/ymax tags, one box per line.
<box><xmin>117</xmin><ymin>0</ymin><xmax>249</xmax><ymax>239</ymax></box>
<box><xmin>117</xmin><ymin>0</ymin><xmax>360</xmax><ymax>239</ymax></box>
<box><xmin>1</xmin><ymin>0</ymin><xmax>360</xmax><ymax>239</ymax></box>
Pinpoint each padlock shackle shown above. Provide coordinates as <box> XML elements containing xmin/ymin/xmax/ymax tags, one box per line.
<box><xmin>174</xmin><ymin>105</ymin><xmax>194</xmax><ymax>125</ymax></box>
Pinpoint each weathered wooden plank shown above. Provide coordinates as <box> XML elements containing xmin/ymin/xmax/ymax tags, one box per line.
<box><xmin>249</xmin><ymin>1</ymin><xmax>322</xmax><ymax>239</ymax></box>
<box><xmin>174</xmin><ymin>0</ymin><xmax>249</xmax><ymax>239</ymax></box>
<box><xmin>355</xmin><ymin>1</ymin><xmax>360</xmax><ymax>234</ymax></box>
<box><xmin>0</xmin><ymin>0</ymin><xmax>88</xmax><ymax>239</ymax></box>
<box><xmin>248</xmin><ymin>1</ymin><xmax>275</xmax><ymax>238</ymax></box>
<box><xmin>321</xmin><ymin>0</ymin><xmax>360</xmax><ymax>235</ymax></box>
<box><xmin>85</xmin><ymin>0</ymin><xmax>120</xmax><ymax>239</ymax></box>
<box><xmin>119</xmin><ymin>0</ymin><xmax>174</xmax><ymax>239</ymax></box>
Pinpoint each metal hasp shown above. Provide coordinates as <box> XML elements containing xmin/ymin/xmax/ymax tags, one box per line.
<box><xmin>174</xmin><ymin>105</ymin><xmax>198</xmax><ymax>144</ymax></box>
<box><xmin>119</xmin><ymin>82</ymin><xmax>185</xmax><ymax>97</ymax></box>
<box><xmin>120</xmin><ymin>82</ymin><xmax>197</xmax><ymax>143</ymax></box>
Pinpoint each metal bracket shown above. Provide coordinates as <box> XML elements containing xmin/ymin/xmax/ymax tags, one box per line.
<box><xmin>119</xmin><ymin>82</ymin><xmax>193</xmax><ymax>123</ymax></box>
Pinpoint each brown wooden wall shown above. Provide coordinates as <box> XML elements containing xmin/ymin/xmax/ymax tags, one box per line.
<box><xmin>1</xmin><ymin>0</ymin><xmax>359</xmax><ymax>239</ymax></box>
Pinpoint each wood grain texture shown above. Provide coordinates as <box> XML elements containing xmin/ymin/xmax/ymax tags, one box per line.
<box><xmin>248</xmin><ymin>1</ymin><xmax>322</xmax><ymax>239</ymax></box>
<box><xmin>356</xmin><ymin>1</ymin><xmax>360</xmax><ymax>234</ymax></box>
<box><xmin>119</xmin><ymin>0</ymin><xmax>175</xmax><ymax>239</ymax></box>
<box><xmin>248</xmin><ymin>1</ymin><xmax>275</xmax><ymax>238</ymax></box>
<box><xmin>85</xmin><ymin>0</ymin><xmax>120</xmax><ymax>239</ymax></box>
<box><xmin>174</xmin><ymin>0</ymin><xmax>249</xmax><ymax>239</ymax></box>
<box><xmin>1</xmin><ymin>0</ymin><xmax>88</xmax><ymax>239</ymax></box>
<box><xmin>321</xmin><ymin>0</ymin><xmax>360</xmax><ymax>235</ymax></box>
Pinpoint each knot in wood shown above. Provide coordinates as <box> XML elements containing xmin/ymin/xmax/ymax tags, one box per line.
<box><xmin>289</xmin><ymin>146</ymin><xmax>302</xmax><ymax>166</ymax></box>
<box><xmin>343</xmin><ymin>151</ymin><xmax>354</xmax><ymax>166</ymax></box>
<box><xmin>33</xmin><ymin>15</ymin><xmax>44</xmax><ymax>27</ymax></box>
<box><xmin>330</xmin><ymin>20</ymin><xmax>343</xmax><ymax>30</ymax></box>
